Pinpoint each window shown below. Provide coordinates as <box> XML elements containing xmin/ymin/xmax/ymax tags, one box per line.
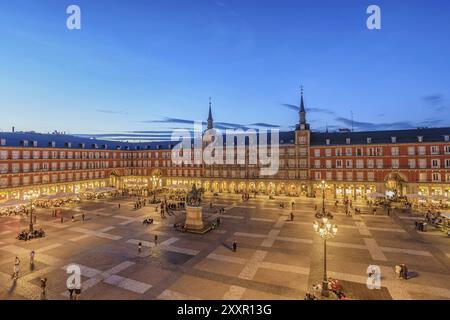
<box><xmin>315</xmin><ymin>172</ymin><xmax>321</xmax><ymax>180</ymax></box>
<box><xmin>346</xmin><ymin>171</ymin><xmax>353</xmax><ymax>181</ymax></box>
<box><xmin>367</xmin><ymin>159</ymin><xmax>374</xmax><ymax>169</ymax></box>
<box><xmin>392</xmin><ymin>159</ymin><xmax>399</xmax><ymax>169</ymax></box>
<box><xmin>0</xmin><ymin>139</ymin><xmax>5</xmax><ymax>146</ymax></box>
<box><xmin>391</xmin><ymin>137</ymin><xmax>397</xmax><ymax>143</ymax></box>
<box><xmin>445</xmin><ymin>146</ymin><xmax>450</xmax><ymax>154</ymax></box>
<box><xmin>326</xmin><ymin>139</ymin><xmax>330</xmax><ymax>145</ymax></box>
<box><xmin>335</xmin><ymin>160</ymin><xmax>343</xmax><ymax>168</ymax></box>
<box><xmin>325</xmin><ymin>160</ymin><xmax>332</xmax><ymax>169</ymax></box>
<box><xmin>431</xmin><ymin>159</ymin><xmax>440</xmax><ymax>168</ymax></box>
<box><xmin>367</xmin><ymin>137</ymin><xmax>372</xmax><ymax>144</ymax></box>
<box><xmin>325</xmin><ymin>149</ymin><xmax>332</xmax><ymax>157</ymax></box>
<box><xmin>335</xmin><ymin>148</ymin><xmax>342</xmax><ymax>156</ymax></box>
<box><xmin>445</xmin><ymin>135</ymin><xmax>449</xmax><ymax>142</ymax></box>
<box><xmin>314</xmin><ymin>160</ymin><xmax>321</xmax><ymax>168</ymax></box>
<box><xmin>418</xmin><ymin>159</ymin><xmax>427</xmax><ymax>169</ymax></box>
<box><xmin>336</xmin><ymin>172</ymin><xmax>343</xmax><ymax>181</ymax></box>
<box><xmin>419</xmin><ymin>172</ymin><xmax>427</xmax><ymax>182</ymax></box>
<box><xmin>446</xmin><ymin>159</ymin><xmax>450</xmax><ymax>168</ymax></box>
<box><xmin>418</xmin><ymin>136</ymin><xmax>423</xmax><ymax>142</ymax></box>
<box><xmin>432</xmin><ymin>173</ymin><xmax>441</xmax><ymax>182</ymax></box>
<box><xmin>391</xmin><ymin>147</ymin><xmax>399</xmax><ymax>156</ymax></box>
<box><xmin>356</xmin><ymin>159</ymin><xmax>364</xmax><ymax>169</ymax></box>
<box><xmin>418</xmin><ymin>146</ymin><xmax>426</xmax><ymax>155</ymax></box>
<box><xmin>345</xmin><ymin>148</ymin><xmax>352</xmax><ymax>156</ymax></box>
<box><xmin>314</xmin><ymin>149</ymin><xmax>320</xmax><ymax>157</ymax></box>
<box><xmin>367</xmin><ymin>172</ymin><xmax>375</xmax><ymax>181</ymax></box>
<box><xmin>346</xmin><ymin>138</ymin><xmax>351</xmax><ymax>145</ymax></box>
<box><xmin>356</xmin><ymin>148</ymin><xmax>363</xmax><ymax>156</ymax></box>
<box><xmin>346</xmin><ymin>159</ymin><xmax>353</xmax><ymax>168</ymax></box>
<box><xmin>430</xmin><ymin>146</ymin><xmax>440</xmax><ymax>155</ymax></box>
<box><xmin>446</xmin><ymin>173</ymin><xmax>450</xmax><ymax>182</ymax></box>
<box><xmin>376</xmin><ymin>159</ymin><xmax>383</xmax><ymax>168</ymax></box>
<box><xmin>407</xmin><ymin>146</ymin><xmax>415</xmax><ymax>155</ymax></box>
<box><xmin>326</xmin><ymin>171</ymin><xmax>332</xmax><ymax>180</ymax></box>
<box><xmin>408</xmin><ymin>159</ymin><xmax>416</xmax><ymax>169</ymax></box>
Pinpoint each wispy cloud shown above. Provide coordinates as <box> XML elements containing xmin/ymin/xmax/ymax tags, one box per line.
<box><xmin>96</xmin><ymin>109</ymin><xmax>129</xmax><ymax>115</ymax></box>
<box><xmin>281</xmin><ymin>104</ymin><xmax>335</xmax><ymax>115</ymax></box>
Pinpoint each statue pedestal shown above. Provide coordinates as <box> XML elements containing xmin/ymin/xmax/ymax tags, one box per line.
<box><xmin>185</xmin><ymin>206</ymin><xmax>204</xmax><ymax>230</ymax></box>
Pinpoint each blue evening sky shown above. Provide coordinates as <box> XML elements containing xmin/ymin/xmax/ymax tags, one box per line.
<box><xmin>0</xmin><ymin>0</ymin><xmax>449</xmax><ymax>141</ymax></box>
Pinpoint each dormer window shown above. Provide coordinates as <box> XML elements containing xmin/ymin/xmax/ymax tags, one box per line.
<box><xmin>49</xmin><ymin>141</ymin><xmax>56</xmax><ymax>148</ymax></box>
<box><xmin>280</xmin><ymin>140</ymin><xmax>284</xmax><ymax>144</ymax></box>
<box><xmin>326</xmin><ymin>139</ymin><xmax>330</xmax><ymax>145</ymax></box>
<box><xmin>65</xmin><ymin>142</ymin><xmax>72</xmax><ymax>148</ymax></box>
<box><xmin>444</xmin><ymin>135</ymin><xmax>449</xmax><ymax>142</ymax></box>
<box><xmin>0</xmin><ymin>139</ymin><xmax>5</xmax><ymax>146</ymax></box>
<box><xmin>391</xmin><ymin>137</ymin><xmax>397</xmax><ymax>143</ymax></box>
<box><xmin>79</xmin><ymin>143</ymin><xmax>85</xmax><ymax>149</ymax></box>
<box><xmin>102</xmin><ymin>144</ymin><xmax>108</xmax><ymax>149</ymax></box>
<box><xmin>91</xmin><ymin>143</ymin><xmax>98</xmax><ymax>149</ymax></box>
<box><xmin>418</xmin><ymin>136</ymin><xmax>423</xmax><ymax>143</ymax></box>
<box><xmin>32</xmin><ymin>141</ymin><xmax>38</xmax><ymax>147</ymax></box>
<box><xmin>346</xmin><ymin>138</ymin><xmax>351</xmax><ymax>145</ymax></box>
<box><xmin>21</xmin><ymin>140</ymin><xmax>29</xmax><ymax>147</ymax></box>
<box><xmin>115</xmin><ymin>146</ymin><xmax>121</xmax><ymax>150</ymax></box>
<box><xmin>367</xmin><ymin>137</ymin><xmax>372</xmax><ymax>144</ymax></box>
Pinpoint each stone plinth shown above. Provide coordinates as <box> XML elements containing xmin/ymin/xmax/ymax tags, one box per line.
<box><xmin>185</xmin><ymin>206</ymin><xmax>204</xmax><ymax>230</ymax></box>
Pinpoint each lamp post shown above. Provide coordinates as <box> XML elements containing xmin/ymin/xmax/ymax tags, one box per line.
<box><xmin>29</xmin><ymin>198</ymin><xmax>36</xmax><ymax>232</ymax></box>
<box><xmin>320</xmin><ymin>180</ymin><xmax>328</xmax><ymax>214</ymax></box>
<box><xmin>313</xmin><ymin>217</ymin><xmax>338</xmax><ymax>297</ymax></box>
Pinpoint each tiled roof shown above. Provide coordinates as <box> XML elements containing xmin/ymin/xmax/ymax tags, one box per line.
<box><xmin>0</xmin><ymin>132</ymin><xmax>176</xmax><ymax>150</ymax></box>
<box><xmin>310</xmin><ymin>127</ymin><xmax>450</xmax><ymax>146</ymax></box>
<box><xmin>0</xmin><ymin>127</ymin><xmax>448</xmax><ymax>150</ymax></box>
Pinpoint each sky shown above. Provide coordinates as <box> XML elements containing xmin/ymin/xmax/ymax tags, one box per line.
<box><xmin>0</xmin><ymin>0</ymin><xmax>449</xmax><ymax>141</ymax></box>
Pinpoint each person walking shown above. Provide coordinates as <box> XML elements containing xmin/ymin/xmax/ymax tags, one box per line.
<box><xmin>40</xmin><ymin>277</ymin><xmax>47</xmax><ymax>300</ymax></box>
<box><xmin>154</xmin><ymin>234</ymin><xmax>158</xmax><ymax>246</ymax></box>
<box><xmin>60</xmin><ymin>216</ymin><xmax>64</xmax><ymax>224</ymax></box>
<box><xmin>12</xmin><ymin>257</ymin><xmax>20</xmax><ymax>280</ymax></box>
<box><xmin>232</xmin><ymin>240</ymin><xmax>237</xmax><ymax>252</ymax></box>
<box><xmin>118</xmin><ymin>203</ymin><xmax>121</xmax><ymax>209</ymax></box>
<box><xmin>290</xmin><ymin>212</ymin><xmax>294</xmax><ymax>221</ymax></box>
<box><xmin>138</xmin><ymin>242</ymin><xmax>142</xmax><ymax>254</ymax></box>
<box><xmin>30</xmin><ymin>250</ymin><xmax>35</xmax><ymax>270</ymax></box>
<box><xmin>82</xmin><ymin>213</ymin><xmax>85</xmax><ymax>221</ymax></box>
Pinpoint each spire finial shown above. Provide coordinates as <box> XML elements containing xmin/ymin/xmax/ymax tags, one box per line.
<box><xmin>207</xmin><ymin>97</ymin><xmax>213</xmax><ymax>130</ymax></box>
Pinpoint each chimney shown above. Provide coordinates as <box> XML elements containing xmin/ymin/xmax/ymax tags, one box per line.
<box><xmin>12</xmin><ymin>126</ymin><xmax>15</xmax><ymax>133</ymax></box>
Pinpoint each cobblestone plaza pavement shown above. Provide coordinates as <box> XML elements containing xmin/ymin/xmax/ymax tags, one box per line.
<box><xmin>0</xmin><ymin>195</ymin><xmax>449</xmax><ymax>300</ymax></box>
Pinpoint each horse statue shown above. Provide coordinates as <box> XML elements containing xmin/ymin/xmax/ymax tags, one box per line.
<box><xmin>186</xmin><ymin>184</ymin><xmax>204</xmax><ymax>207</ymax></box>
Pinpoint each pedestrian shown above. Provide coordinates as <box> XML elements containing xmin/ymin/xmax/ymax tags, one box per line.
<box><xmin>154</xmin><ymin>234</ymin><xmax>158</xmax><ymax>246</ymax></box>
<box><xmin>12</xmin><ymin>257</ymin><xmax>20</xmax><ymax>280</ymax></box>
<box><xmin>67</xmin><ymin>281</ymin><xmax>75</xmax><ymax>300</ymax></box>
<box><xmin>30</xmin><ymin>250</ymin><xmax>35</xmax><ymax>270</ymax></box>
<box><xmin>71</xmin><ymin>215</ymin><xmax>75</xmax><ymax>222</ymax></box>
<box><xmin>232</xmin><ymin>240</ymin><xmax>237</xmax><ymax>252</ymax></box>
<box><xmin>387</xmin><ymin>208</ymin><xmax>390</xmax><ymax>216</ymax></box>
<box><xmin>40</xmin><ymin>277</ymin><xmax>47</xmax><ymax>300</ymax></box>
<box><xmin>118</xmin><ymin>203</ymin><xmax>121</xmax><ymax>209</ymax></box>
<box><xmin>402</xmin><ymin>264</ymin><xmax>408</xmax><ymax>280</ymax></box>
<box><xmin>395</xmin><ymin>264</ymin><xmax>401</xmax><ymax>279</ymax></box>
<box><xmin>138</xmin><ymin>242</ymin><xmax>142</xmax><ymax>254</ymax></box>
<box><xmin>290</xmin><ymin>212</ymin><xmax>294</xmax><ymax>221</ymax></box>
<box><xmin>373</xmin><ymin>208</ymin><xmax>377</xmax><ymax>216</ymax></box>
<box><xmin>82</xmin><ymin>213</ymin><xmax>85</xmax><ymax>221</ymax></box>
<box><xmin>60</xmin><ymin>216</ymin><xmax>64</xmax><ymax>224</ymax></box>
<box><xmin>74</xmin><ymin>286</ymin><xmax>82</xmax><ymax>300</ymax></box>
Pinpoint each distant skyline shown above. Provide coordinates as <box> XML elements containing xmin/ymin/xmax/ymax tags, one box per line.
<box><xmin>0</xmin><ymin>0</ymin><xmax>449</xmax><ymax>141</ymax></box>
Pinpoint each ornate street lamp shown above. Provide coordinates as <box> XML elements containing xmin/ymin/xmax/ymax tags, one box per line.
<box><xmin>320</xmin><ymin>180</ymin><xmax>328</xmax><ymax>214</ymax></box>
<box><xmin>313</xmin><ymin>217</ymin><xmax>338</xmax><ymax>297</ymax></box>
